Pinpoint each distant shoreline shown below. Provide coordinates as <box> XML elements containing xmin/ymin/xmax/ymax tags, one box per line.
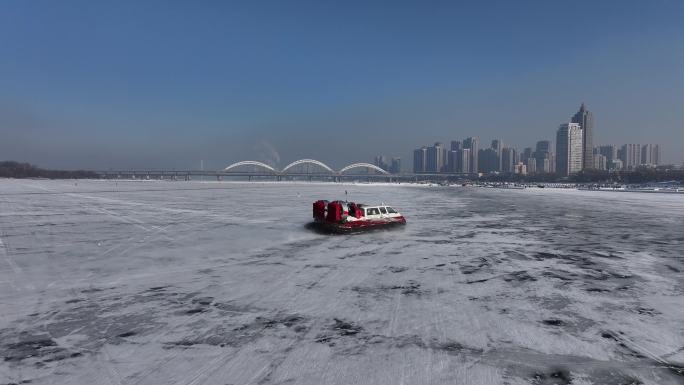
<box><xmin>1</xmin><ymin>178</ymin><xmax>682</xmax><ymax>195</ymax></box>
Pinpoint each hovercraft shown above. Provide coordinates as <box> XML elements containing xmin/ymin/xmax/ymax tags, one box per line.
<box><xmin>310</xmin><ymin>200</ymin><xmax>406</xmax><ymax>233</ymax></box>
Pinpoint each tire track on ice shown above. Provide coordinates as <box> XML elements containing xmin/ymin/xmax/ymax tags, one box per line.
<box><xmin>128</xmin><ymin>236</ymin><xmax>317</xmax><ymax>383</ymax></box>
<box><xmin>0</xmin><ymin>234</ymin><xmax>22</xmax><ymax>293</ymax></box>
<box><xmin>147</xmin><ymin>241</ymin><xmax>336</xmax><ymax>385</ymax></box>
<box><xmin>134</xmin><ymin>261</ymin><xmax>307</xmax><ymax>384</ymax></box>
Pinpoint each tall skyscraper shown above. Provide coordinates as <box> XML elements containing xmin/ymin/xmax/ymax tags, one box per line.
<box><xmin>462</xmin><ymin>137</ymin><xmax>479</xmax><ymax>174</ymax></box>
<box><xmin>598</xmin><ymin>145</ymin><xmax>618</xmax><ymax>169</ymax></box>
<box><xmin>390</xmin><ymin>158</ymin><xmax>401</xmax><ymax>174</ymax></box>
<box><xmin>458</xmin><ymin>148</ymin><xmax>471</xmax><ymax>174</ymax></box>
<box><xmin>447</xmin><ymin>140</ymin><xmax>462</xmax><ymax>172</ymax></box>
<box><xmin>478</xmin><ymin>148</ymin><xmax>499</xmax><ymax>173</ymax></box>
<box><xmin>447</xmin><ymin>148</ymin><xmax>471</xmax><ymax>173</ymax></box>
<box><xmin>413</xmin><ymin>147</ymin><xmax>427</xmax><ymax>173</ymax></box>
<box><xmin>593</xmin><ymin>150</ymin><xmax>607</xmax><ymax>170</ymax></box>
<box><xmin>653</xmin><ymin>145</ymin><xmax>661</xmax><ymax>165</ymax></box>
<box><xmin>491</xmin><ymin>139</ymin><xmax>503</xmax><ymax>171</ymax></box>
<box><xmin>535</xmin><ymin>140</ymin><xmax>551</xmax><ymax>153</ymax></box>
<box><xmin>556</xmin><ymin>123</ymin><xmax>583</xmax><ymax>176</ymax></box>
<box><xmin>620</xmin><ymin>144</ymin><xmax>641</xmax><ymax>170</ymax></box>
<box><xmin>426</xmin><ymin>142</ymin><xmax>446</xmax><ymax>172</ymax></box>
<box><xmin>447</xmin><ymin>151</ymin><xmax>458</xmax><ymax>172</ymax></box>
<box><xmin>535</xmin><ymin>140</ymin><xmax>553</xmax><ymax>173</ymax></box>
<box><xmin>617</xmin><ymin>147</ymin><xmax>624</xmax><ymax>168</ymax></box>
<box><xmin>522</xmin><ymin>147</ymin><xmax>533</xmax><ymax>163</ymax></box>
<box><xmin>641</xmin><ymin>144</ymin><xmax>661</xmax><ymax>166</ymax></box>
<box><xmin>571</xmin><ymin>103</ymin><xmax>593</xmax><ymax>170</ymax></box>
<box><xmin>374</xmin><ymin>155</ymin><xmax>389</xmax><ymax>171</ymax></box>
<box><xmin>501</xmin><ymin>147</ymin><xmax>516</xmax><ymax>173</ymax></box>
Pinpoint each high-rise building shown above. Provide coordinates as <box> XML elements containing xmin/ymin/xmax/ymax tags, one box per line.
<box><xmin>640</xmin><ymin>146</ymin><xmax>650</xmax><ymax>165</ymax></box>
<box><xmin>534</xmin><ymin>140</ymin><xmax>553</xmax><ymax>173</ymax></box>
<box><xmin>390</xmin><ymin>158</ymin><xmax>401</xmax><ymax>174</ymax></box>
<box><xmin>536</xmin><ymin>140</ymin><xmax>551</xmax><ymax>153</ymax></box>
<box><xmin>571</xmin><ymin>103</ymin><xmax>594</xmax><ymax>170</ymax></box>
<box><xmin>525</xmin><ymin>157</ymin><xmax>537</xmax><ymax>174</ymax></box>
<box><xmin>413</xmin><ymin>147</ymin><xmax>427</xmax><ymax>173</ymax></box>
<box><xmin>426</xmin><ymin>142</ymin><xmax>447</xmax><ymax>172</ymax></box>
<box><xmin>462</xmin><ymin>137</ymin><xmax>479</xmax><ymax>174</ymax></box>
<box><xmin>556</xmin><ymin>123</ymin><xmax>583</xmax><ymax>176</ymax></box>
<box><xmin>611</xmin><ymin>159</ymin><xmax>624</xmax><ymax>171</ymax></box>
<box><xmin>374</xmin><ymin>155</ymin><xmax>389</xmax><ymax>171</ymax></box>
<box><xmin>478</xmin><ymin>148</ymin><xmax>499</xmax><ymax>173</ymax></box>
<box><xmin>458</xmin><ymin>148</ymin><xmax>471</xmax><ymax>174</ymax></box>
<box><xmin>447</xmin><ymin>151</ymin><xmax>458</xmax><ymax>173</ymax></box>
<box><xmin>641</xmin><ymin>144</ymin><xmax>661</xmax><ymax>166</ymax></box>
<box><xmin>535</xmin><ymin>152</ymin><xmax>553</xmax><ymax>173</ymax></box>
<box><xmin>620</xmin><ymin>144</ymin><xmax>641</xmax><ymax>170</ymax></box>
<box><xmin>593</xmin><ymin>153</ymin><xmax>607</xmax><ymax>170</ymax></box>
<box><xmin>598</xmin><ymin>145</ymin><xmax>618</xmax><ymax>169</ymax></box>
<box><xmin>513</xmin><ymin>162</ymin><xmax>527</xmax><ymax>175</ymax></box>
<box><xmin>491</xmin><ymin>139</ymin><xmax>504</xmax><ymax>171</ymax></box>
<box><xmin>447</xmin><ymin>148</ymin><xmax>471</xmax><ymax>173</ymax></box>
<box><xmin>501</xmin><ymin>147</ymin><xmax>516</xmax><ymax>173</ymax></box>
<box><xmin>617</xmin><ymin>147</ymin><xmax>624</xmax><ymax>164</ymax></box>
<box><xmin>450</xmin><ymin>140</ymin><xmax>463</xmax><ymax>151</ymax></box>
<box><xmin>522</xmin><ymin>147</ymin><xmax>533</xmax><ymax>161</ymax></box>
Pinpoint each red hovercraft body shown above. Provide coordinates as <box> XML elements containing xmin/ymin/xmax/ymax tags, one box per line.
<box><xmin>312</xmin><ymin>200</ymin><xmax>406</xmax><ymax>233</ymax></box>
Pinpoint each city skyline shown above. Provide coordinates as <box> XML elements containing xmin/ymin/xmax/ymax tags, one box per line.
<box><xmin>2</xmin><ymin>1</ymin><xmax>684</xmax><ymax>170</ymax></box>
<box><xmin>408</xmin><ymin>103</ymin><xmax>669</xmax><ymax>176</ymax></box>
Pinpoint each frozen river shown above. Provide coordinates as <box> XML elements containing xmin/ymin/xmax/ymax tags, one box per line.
<box><xmin>1</xmin><ymin>180</ymin><xmax>683</xmax><ymax>385</ymax></box>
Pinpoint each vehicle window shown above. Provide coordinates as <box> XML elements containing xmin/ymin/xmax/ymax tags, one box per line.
<box><xmin>379</xmin><ymin>207</ymin><xmax>387</xmax><ymax>214</ymax></box>
<box><xmin>386</xmin><ymin>207</ymin><xmax>397</xmax><ymax>213</ymax></box>
<box><xmin>368</xmin><ymin>208</ymin><xmax>380</xmax><ymax>215</ymax></box>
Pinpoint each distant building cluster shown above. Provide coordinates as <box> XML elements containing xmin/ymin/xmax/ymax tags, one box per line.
<box><xmin>412</xmin><ymin>138</ymin><xmax>479</xmax><ymax>174</ymax></box>
<box><xmin>594</xmin><ymin>143</ymin><xmax>661</xmax><ymax>173</ymax></box>
<box><xmin>373</xmin><ymin>155</ymin><xmax>402</xmax><ymax>174</ymax></box>
<box><xmin>410</xmin><ymin>103</ymin><xmax>662</xmax><ymax>176</ymax></box>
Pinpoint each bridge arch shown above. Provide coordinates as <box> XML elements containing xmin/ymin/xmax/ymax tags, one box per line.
<box><xmin>223</xmin><ymin>161</ymin><xmax>277</xmax><ymax>173</ymax></box>
<box><xmin>281</xmin><ymin>159</ymin><xmax>334</xmax><ymax>174</ymax></box>
<box><xmin>339</xmin><ymin>163</ymin><xmax>389</xmax><ymax>174</ymax></box>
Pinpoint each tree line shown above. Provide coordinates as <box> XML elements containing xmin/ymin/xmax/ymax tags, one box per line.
<box><xmin>0</xmin><ymin>161</ymin><xmax>98</xmax><ymax>179</ymax></box>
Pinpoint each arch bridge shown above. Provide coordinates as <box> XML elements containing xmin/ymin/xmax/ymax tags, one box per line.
<box><xmin>281</xmin><ymin>159</ymin><xmax>335</xmax><ymax>174</ymax></box>
<box><xmin>223</xmin><ymin>160</ymin><xmax>278</xmax><ymax>174</ymax></box>
<box><xmin>222</xmin><ymin>159</ymin><xmax>390</xmax><ymax>175</ymax></box>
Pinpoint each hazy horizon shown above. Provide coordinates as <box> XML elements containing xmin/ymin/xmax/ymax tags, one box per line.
<box><xmin>2</xmin><ymin>0</ymin><xmax>684</xmax><ymax>170</ymax></box>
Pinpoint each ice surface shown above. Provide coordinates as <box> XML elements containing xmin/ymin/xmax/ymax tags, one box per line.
<box><xmin>1</xmin><ymin>179</ymin><xmax>683</xmax><ymax>384</ymax></box>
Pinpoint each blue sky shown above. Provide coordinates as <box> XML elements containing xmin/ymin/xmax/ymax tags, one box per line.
<box><xmin>1</xmin><ymin>0</ymin><xmax>683</xmax><ymax>169</ymax></box>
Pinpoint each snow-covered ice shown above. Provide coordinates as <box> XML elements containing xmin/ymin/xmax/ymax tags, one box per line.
<box><xmin>1</xmin><ymin>180</ymin><xmax>683</xmax><ymax>384</ymax></box>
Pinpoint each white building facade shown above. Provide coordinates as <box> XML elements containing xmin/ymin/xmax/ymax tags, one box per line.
<box><xmin>556</xmin><ymin>123</ymin><xmax>583</xmax><ymax>176</ymax></box>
